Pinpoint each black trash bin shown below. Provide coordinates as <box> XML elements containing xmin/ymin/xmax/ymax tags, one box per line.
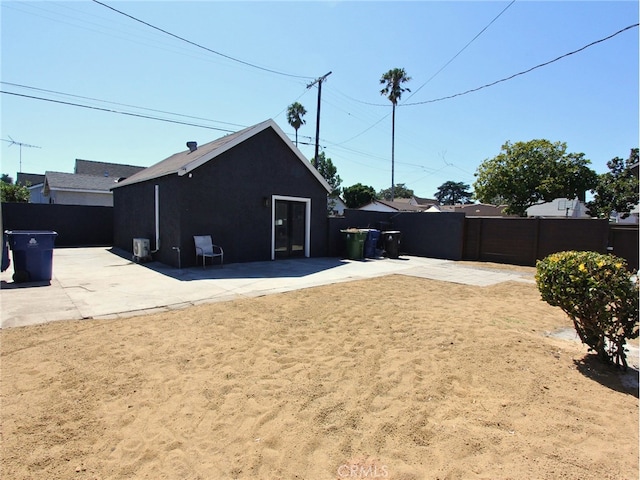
<box><xmin>381</xmin><ymin>231</ymin><xmax>402</xmax><ymax>259</ymax></box>
<box><xmin>363</xmin><ymin>229</ymin><xmax>381</xmax><ymax>258</ymax></box>
<box><xmin>5</xmin><ymin>230</ymin><xmax>58</xmax><ymax>283</ymax></box>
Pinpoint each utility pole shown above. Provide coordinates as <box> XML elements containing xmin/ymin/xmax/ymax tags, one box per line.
<box><xmin>3</xmin><ymin>136</ymin><xmax>41</xmax><ymax>173</ymax></box>
<box><xmin>306</xmin><ymin>71</ymin><xmax>332</xmax><ymax>168</ymax></box>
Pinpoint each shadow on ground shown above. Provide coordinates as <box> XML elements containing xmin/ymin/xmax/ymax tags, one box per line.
<box><xmin>0</xmin><ymin>279</ymin><xmax>52</xmax><ymax>289</ymax></box>
<box><xmin>107</xmin><ymin>247</ymin><xmax>352</xmax><ymax>281</ymax></box>
<box><xmin>574</xmin><ymin>355</ymin><xmax>639</xmax><ymax>398</ymax></box>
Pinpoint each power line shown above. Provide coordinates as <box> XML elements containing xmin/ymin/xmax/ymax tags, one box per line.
<box><xmin>329</xmin><ymin>21</ymin><xmax>638</xmax><ymax>149</ymax></box>
<box><xmin>1</xmin><ymin>89</ymin><xmax>315</xmax><ymax>145</ymax></box>
<box><xmin>0</xmin><ymin>90</ymin><xmax>237</xmax><ymax>133</ymax></box>
<box><xmin>91</xmin><ymin>0</ymin><xmax>314</xmax><ymax>80</ymax></box>
<box><xmin>403</xmin><ymin>23</ymin><xmax>639</xmax><ymax>106</ymax></box>
<box><xmin>1</xmin><ymin>80</ymin><xmax>418</xmax><ymax>167</ymax></box>
<box><xmin>404</xmin><ymin>0</ymin><xmax>516</xmax><ymax>102</ymax></box>
<box><xmin>5</xmin><ymin>1</ymin><xmax>277</xmax><ymax>76</ymax></box>
<box><xmin>1</xmin><ymin>81</ymin><xmax>248</xmax><ymax>129</ymax></box>
<box><xmin>333</xmin><ymin>20</ymin><xmax>637</xmax><ymax>112</ymax></box>
<box><xmin>329</xmin><ymin>2</ymin><xmax>517</xmax><ymax>147</ymax></box>
<box><xmin>5</xmin><ymin>23</ymin><xmax>635</xmax><ymax>166</ymax></box>
<box><xmin>335</xmin><ymin>0</ymin><xmax>517</xmax><ymax>108</ymax></box>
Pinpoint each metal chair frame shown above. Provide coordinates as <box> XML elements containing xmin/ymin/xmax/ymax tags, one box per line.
<box><xmin>194</xmin><ymin>235</ymin><xmax>224</xmax><ymax>267</ymax></box>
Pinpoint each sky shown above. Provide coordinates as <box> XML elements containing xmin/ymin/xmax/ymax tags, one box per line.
<box><xmin>1</xmin><ymin>0</ymin><xmax>638</xmax><ymax>199</ymax></box>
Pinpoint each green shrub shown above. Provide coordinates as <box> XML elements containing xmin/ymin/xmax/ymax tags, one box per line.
<box><xmin>536</xmin><ymin>251</ymin><xmax>639</xmax><ymax>369</ymax></box>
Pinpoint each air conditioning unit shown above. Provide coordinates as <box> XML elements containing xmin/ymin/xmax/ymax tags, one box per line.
<box><xmin>133</xmin><ymin>238</ymin><xmax>151</xmax><ymax>262</ymax></box>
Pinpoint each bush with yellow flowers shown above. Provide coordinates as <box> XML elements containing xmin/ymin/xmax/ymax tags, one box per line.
<box><xmin>536</xmin><ymin>251</ymin><xmax>639</xmax><ymax>369</ymax></box>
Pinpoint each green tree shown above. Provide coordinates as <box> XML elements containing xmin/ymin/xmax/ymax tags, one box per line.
<box><xmin>378</xmin><ymin>183</ymin><xmax>414</xmax><ymax>201</ymax></box>
<box><xmin>1</xmin><ymin>182</ymin><xmax>29</xmax><ymax>202</ymax></box>
<box><xmin>286</xmin><ymin>102</ymin><xmax>307</xmax><ymax>147</ymax></box>
<box><xmin>474</xmin><ymin>139</ymin><xmax>598</xmax><ymax>216</ymax></box>
<box><xmin>380</xmin><ymin>68</ymin><xmax>411</xmax><ymax>202</ymax></box>
<box><xmin>435</xmin><ymin>181</ymin><xmax>473</xmax><ymax>205</ymax></box>
<box><xmin>587</xmin><ymin>148</ymin><xmax>639</xmax><ymax>219</ymax></box>
<box><xmin>342</xmin><ymin>183</ymin><xmax>376</xmax><ymax>209</ymax></box>
<box><xmin>312</xmin><ymin>151</ymin><xmax>342</xmax><ymax>197</ymax></box>
<box><xmin>1</xmin><ymin>174</ymin><xmax>13</xmax><ymax>184</ymax></box>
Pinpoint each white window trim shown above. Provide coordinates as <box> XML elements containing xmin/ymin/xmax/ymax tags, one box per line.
<box><xmin>271</xmin><ymin>195</ymin><xmax>311</xmax><ymax>260</ymax></box>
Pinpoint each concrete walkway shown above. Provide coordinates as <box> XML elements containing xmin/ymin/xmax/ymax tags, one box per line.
<box><xmin>1</xmin><ymin>247</ymin><xmax>534</xmax><ymax>329</ymax></box>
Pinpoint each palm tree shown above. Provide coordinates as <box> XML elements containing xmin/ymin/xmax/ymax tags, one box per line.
<box><xmin>286</xmin><ymin>102</ymin><xmax>307</xmax><ymax>147</ymax></box>
<box><xmin>380</xmin><ymin>68</ymin><xmax>411</xmax><ymax>201</ymax></box>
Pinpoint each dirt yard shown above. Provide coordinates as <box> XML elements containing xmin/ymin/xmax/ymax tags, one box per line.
<box><xmin>1</xmin><ymin>272</ymin><xmax>638</xmax><ymax>479</ymax></box>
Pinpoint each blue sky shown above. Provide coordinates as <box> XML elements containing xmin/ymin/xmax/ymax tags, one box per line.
<box><xmin>2</xmin><ymin>1</ymin><xmax>638</xmax><ymax>199</ymax></box>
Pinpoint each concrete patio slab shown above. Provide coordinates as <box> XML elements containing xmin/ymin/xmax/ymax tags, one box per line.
<box><xmin>1</xmin><ymin>247</ymin><xmax>534</xmax><ymax>329</ymax></box>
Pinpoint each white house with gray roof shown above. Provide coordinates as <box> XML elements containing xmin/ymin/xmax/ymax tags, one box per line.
<box><xmin>37</xmin><ymin>159</ymin><xmax>145</xmax><ymax>206</ymax></box>
<box><xmin>42</xmin><ymin>172</ymin><xmax>124</xmax><ymax>206</ymax></box>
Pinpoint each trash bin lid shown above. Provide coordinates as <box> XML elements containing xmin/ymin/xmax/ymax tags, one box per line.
<box><xmin>5</xmin><ymin>230</ymin><xmax>58</xmax><ymax>235</ymax></box>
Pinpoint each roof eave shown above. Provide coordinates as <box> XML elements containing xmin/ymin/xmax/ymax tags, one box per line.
<box><xmin>176</xmin><ymin>120</ymin><xmax>332</xmax><ymax>193</ymax></box>
<box><xmin>48</xmin><ymin>187</ymin><xmax>113</xmax><ymax>194</ymax></box>
<box><xmin>115</xmin><ymin>119</ymin><xmax>332</xmax><ymax>194</ymax></box>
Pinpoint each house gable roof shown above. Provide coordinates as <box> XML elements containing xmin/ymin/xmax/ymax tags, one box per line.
<box><xmin>439</xmin><ymin>203</ymin><xmax>509</xmax><ymax>216</ymax></box>
<box><xmin>411</xmin><ymin>195</ymin><xmax>439</xmax><ymax>206</ymax></box>
<box><xmin>16</xmin><ymin>172</ymin><xmax>45</xmax><ymax>186</ymax></box>
<box><xmin>75</xmin><ymin>159</ymin><xmax>145</xmax><ymax>178</ymax></box>
<box><xmin>44</xmin><ymin>171</ymin><xmax>119</xmax><ymax>194</ymax></box>
<box><xmin>113</xmin><ymin>119</ymin><xmax>332</xmax><ymax>193</ymax></box>
<box><xmin>359</xmin><ymin>199</ymin><xmax>426</xmax><ymax>212</ymax></box>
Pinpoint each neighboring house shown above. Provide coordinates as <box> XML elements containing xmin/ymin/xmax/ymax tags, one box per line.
<box><xmin>16</xmin><ymin>172</ymin><xmax>46</xmax><ymax>203</ymax></box>
<box><xmin>328</xmin><ymin>196</ymin><xmax>346</xmax><ymax>216</ymax></box>
<box><xmin>526</xmin><ymin>198</ymin><xmax>590</xmax><ymax>218</ymax></box>
<box><xmin>41</xmin><ymin>160</ymin><xmax>145</xmax><ymax>206</ymax></box>
<box><xmin>409</xmin><ymin>195</ymin><xmax>440</xmax><ymax>209</ymax></box>
<box><xmin>424</xmin><ymin>205</ymin><xmax>442</xmax><ymax>213</ymax></box>
<box><xmin>610</xmin><ymin>209</ymin><xmax>639</xmax><ymax>224</ymax></box>
<box><xmin>359</xmin><ymin>198</ymin><xmax>433</xmax><ymax>212</ymax></box>
<box><xmin>111</xmin><ymin>119</ymin><xmax>332</xmax><ymax>267</ymax></box>
<box><xmin>440</xmin><ymin>203</ymin><xmax>509</xmax><ymax>216</ymax></box>
<box><xmin>74</xmin><ymin>159</ymin><xmax>144</xmax><ymax>179</ymax></box>
<box><xmin>42</xmin><ymin>172</ymin><xmax>122</xmax><ymax>206</ymax></box>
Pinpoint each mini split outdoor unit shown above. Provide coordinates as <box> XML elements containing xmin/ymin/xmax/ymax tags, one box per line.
<box><xmin>133</xmin><ymin>238</ymin><xmax>151</xmax><ymax>263</ymax></box>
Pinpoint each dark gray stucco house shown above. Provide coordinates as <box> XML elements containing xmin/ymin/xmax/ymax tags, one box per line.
<box><xmin>112</xmin><ymin>119</ymin><xmax>332</xmax><ymax>267</ymax></box>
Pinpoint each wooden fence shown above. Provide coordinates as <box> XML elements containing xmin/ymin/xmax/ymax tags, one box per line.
<box><xmin>3</xmin><ymin>203</ymin><xmax>637</xmax><ymax>270</ymax></box>
<box><xmin>2</xmin><ymin>203</ymin><xmax>113</xmax><ymax>246</ymax></box>
<box><xmin>330</xmin><ymin>211</ymin><xmax>637</xmax><ymax>270</ymax></box>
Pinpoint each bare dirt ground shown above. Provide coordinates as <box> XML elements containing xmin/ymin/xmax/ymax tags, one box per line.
<box><xmin>1</xmin><ymin>273</ymin><xmax>638</xmax><ymax>479</ymax></box>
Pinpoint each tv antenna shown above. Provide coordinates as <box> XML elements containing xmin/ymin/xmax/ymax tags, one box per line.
<box><xmin>2</xmin><ymin>136</ymin><xmax>41</xmax><ymax>172</ymax></box>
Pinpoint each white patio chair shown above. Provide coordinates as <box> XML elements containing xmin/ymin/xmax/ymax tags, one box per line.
<box><xmin>194</xmin><ymin>235</ymin><xmax>224</xmax><ymax>268</ymax></box>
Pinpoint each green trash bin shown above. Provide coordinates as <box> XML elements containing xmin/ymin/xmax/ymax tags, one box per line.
<box><xmin>341</xmin><ymin>229</ymin><xmax>367</xmax><ymax>260</ymax></box>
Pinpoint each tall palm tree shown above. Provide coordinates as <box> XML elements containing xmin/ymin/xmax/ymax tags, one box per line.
<box><xmin>286</xmin><ymin>102</ymin><xmax>307</xmax><ymax>147</ymax></box>
<box><xmin>380</xmin><ymin>68</ymin><xmax>411</xmax><ymax>201</ymax></box>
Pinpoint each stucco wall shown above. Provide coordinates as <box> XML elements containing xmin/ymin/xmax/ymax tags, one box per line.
<box><xmin>49</xmin><ymin>190</ymin><xmax>113</xmax><ymax>207</ymax></box>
